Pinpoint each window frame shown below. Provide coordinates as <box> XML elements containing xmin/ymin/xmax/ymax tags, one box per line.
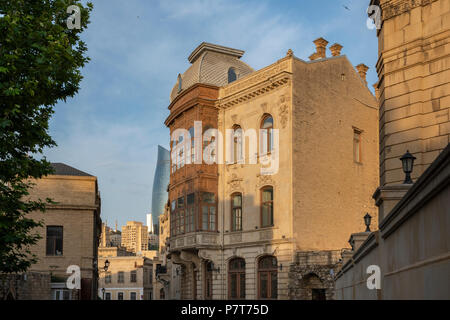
<box><xmin>46</xmin><ymin>226</ymin><xmax>63</xmax><ymax>256</ymax></box>
<box><xmin>200</xmin><ymin>192</ymin><xmax>217</xmax><ymax>232</ymax></box>
<box><xmin>231</xmin><ymin>193</ymin><xmax>243</xmax><ymax>232</ymax></box>
<box><xmin>228</xmin><ymin>67</ymin><xmax>238</xmax><ymax>83</ymax></box>
<box><xmin>257</xmin><ymin>256</ymin><xmax>278</xmax><ymax>300</ymax></box>
<box><xmin>260</xmin><ymin>186</ymin><xmax>274</xmax><ymax>228</ymax></box>
<box><xmin>228</xmin><ymin>258</ymin><xmax>246</xmax><ymax>299</ymax></box>
<box><xmin>260</xmin><ymin>115</ymin><xmax>274</xmax><ymax>155</ymax></box>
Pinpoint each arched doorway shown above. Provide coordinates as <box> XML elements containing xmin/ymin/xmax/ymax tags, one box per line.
<box><xmin>258</xmin><ymin>256</ymin><xmax>277</xmax><ymax>299</ymax></box>
<box><xmin>302</xmin><ymin>273</ymin><xmax>326</xmax><ymax>300</ymax></box>
<box><xmin>228</xmin><ymin>258</ymin><xmax>245</xmax><ymax>299</ymax></box>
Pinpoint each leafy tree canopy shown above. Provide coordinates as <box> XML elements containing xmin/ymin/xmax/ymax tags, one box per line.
<box><xmin>0</xmin><ymin>0</ymin><xmax>93</xmax><ymax>274</ymax></box>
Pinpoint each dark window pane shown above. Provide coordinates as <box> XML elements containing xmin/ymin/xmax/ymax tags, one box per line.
<box><xmin>240</xmin><ymin>273</ymin><xmax>246</xmax><ymax>299</ymax></box>
<box><xmin>46</xmin><ymin>226</ymin><xmax>63</xmax><ymax>256</ymax></box>
<box><xmin>270</xmin><ymin>271</ymin><xmax>278</xmax><ymax>299</ymax></box>
<box><xmin>187</xmin><ymin>193</ymin><xmax>195</xmax><ymax>205</ymax></box>
<box><xmin>230</xmin><ymin>273</ymin><xmax>237</xmax><ymax>298</ymax></box>
<box><xmin>260</xmin><ymin>273</ymin><xmax>268</xmax><ymax>298</ymax></box>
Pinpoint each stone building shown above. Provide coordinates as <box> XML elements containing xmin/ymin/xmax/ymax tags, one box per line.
<box><xmin>164</xmin><ymin>41</ymin><xmax>379</xmax><ymax>299</ymax></box>
<box><xmin>121</xmin><ymin>221</ymin><xmax>148</xmax><ymax>253</ymax></box>
<box><xmin>98</xmin><ymin>256</ymin><xmax>153</xmax><ymax>300</ymax></box>
<box><xmin>334</xmin><ymin>0</ymin><xmax>450</xmax><ymax>299</ymax></box>
<box><xmin>24</xmin><ymin>163</ymin><xmax>102</xmax><ymax>300</ymax></box>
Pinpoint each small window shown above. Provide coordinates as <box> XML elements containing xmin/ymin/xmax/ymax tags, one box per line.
<box><xmin>46</xmin><ymin>226</ymin><xmax>63</xmax><ymax>256</ymax></box>
<box><xmin>228</xmin><ymin>67</ymin><xmax>237</xmax><ymax>83</ymax></box>
<box><xmin>130</xmin><ymin>292</ymin><xmax>137</xmax><ymax>300</ymax></box>
<box><xmin>353</xmin><ymin>129</ymin><xmax>362</xmax><ymax>163</ymax></box>
<box><xmin>105</xmin><ymin>273</ymin><xmax>111</xmax><ymax>284</ymax></box>
<box><xmin>118</xmin><ymin>271</ymin><xmax>124</xmax><ymax>283</ymax></box>
<box><xmin>130</xmin><ymin>270</ymin><xmax>137</xmax><ymax>283</ymax></box>
<box><xmin>104</xmin><ymin>292</ymin><xmax>111</xmax><ymax>300</ymax></box>
<box><xmin>118</xmin><ymin>292</ymin><xmax>124</xmax><ymax>300</ymax></box>
<box><xmin>177</xmin><ymin>74</ymin><xmax>182</xmax><ymax>92</ymax></box>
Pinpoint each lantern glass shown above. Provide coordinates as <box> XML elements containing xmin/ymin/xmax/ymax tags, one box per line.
<box><xmin>364</xmin><ymin>213</ymin><xmax>371</xmax><ymax>232</ymax></box>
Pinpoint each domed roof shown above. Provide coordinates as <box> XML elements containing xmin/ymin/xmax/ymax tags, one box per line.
<box><xmin>170</xmin><ymin>42</ymin><xmax>254</xmax><ymax>102</ymax></box>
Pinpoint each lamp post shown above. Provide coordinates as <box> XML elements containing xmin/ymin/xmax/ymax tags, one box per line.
<box><xmin>400</xmin><ymin>150</ymin><xmax>416</xmax><ymax>184</ymax></box>
<box><xmin>99</xmin><ymin>260</ymin><xmax>110</xmax><ymax>300</ymax></box>
<box><xmin>364</xmin><ymin>213</ymin><xmax>372</xmax><ymax>232</ymax></box>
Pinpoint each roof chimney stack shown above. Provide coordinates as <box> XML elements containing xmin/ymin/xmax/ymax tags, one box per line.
<box><xmin>356</xmin><ymin>63</ymin><xmax>369</xmax><ymax>85</ymax></box>
<box><xmin>330</xmin><ymin>43</ymin><xmax>343</xmax><ymax>56</ymax></box>
<box><xmin>313</xmin><ymin>37</ymin><xmax>329</xmax><ymax>59</ymax></box>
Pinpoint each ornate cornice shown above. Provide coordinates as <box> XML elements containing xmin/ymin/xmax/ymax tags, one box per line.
<box><xmin>218</xmin><ymin>58</ymin><xmax>292</xmax><ymax>109</ymax></box>
<box><xmin>380</xmin><ymin>0</ymin><xmax>438</xmax><ymax>21</ymax></box>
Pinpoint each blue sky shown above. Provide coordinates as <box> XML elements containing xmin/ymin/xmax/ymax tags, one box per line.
<box><xmin>44</xmin><ymin>0</ymin><xmax>379</xmax><ymax>230</ymax></box>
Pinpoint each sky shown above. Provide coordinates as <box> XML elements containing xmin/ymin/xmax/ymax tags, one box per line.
<box><xmin>43</xmin><ymin>0</ymin><xmax>379</xmax><ymax>230</ymax></box>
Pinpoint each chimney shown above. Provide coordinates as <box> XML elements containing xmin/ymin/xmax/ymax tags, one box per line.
<box><xmin>356</xmin><ymin>63</ymin><xmax>369</xmax><ymax>85</ymax></box>
<box><xmin>313</xmin><ymin>37</ymin><xmax>329</xmax><ymax>59</ymax></box>
<box><xmin>329</xmin><ymin>43</ymin><xmax>343</xmax><ymax>56</ymax></box>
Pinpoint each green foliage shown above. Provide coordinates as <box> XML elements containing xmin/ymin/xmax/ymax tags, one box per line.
<box><xmin>0</xmin><ymin>0</ymin><xmax>93</xmax><ymax>273</ymax></box>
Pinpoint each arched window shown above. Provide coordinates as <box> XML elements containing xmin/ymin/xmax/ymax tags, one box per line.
<box><xmin>232</xmin><ymin>125</ymin><xmax>243</xmax><ymax>163</ymax></box>
<box><xmin>231</xmin><ymin>193</ymin><xmax>242</xmax><ymax>231</ymax></box>
<box><xmin>260</xmin><ymin>186</ymin><xmax>273</xmax><ymax>227</ymax></box>
<box><xmin>260</xmin><ymin>115</ymin><xmax>274</xmax><ymax>154</ymax></box>
<box><xmin>177</xmin><ymin>74</ymin><xmax>182</xmax><ymax>92</ymax></box>
<box><xmin>258</xmin><ymin>256</ymin><xmax>277</xmax><ymax>299</ymax></box>
<box><xmin>228</xmin><ymin>258</ymin><xmax>245</xmax><ymax>299</ymax></box>
<box><xmin>228</xmin><ymin>67</ymin><xmax>237</xmax><ymax>83</ymax></box>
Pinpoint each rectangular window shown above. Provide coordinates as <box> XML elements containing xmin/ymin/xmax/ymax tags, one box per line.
<box><xmin>118</xmin><ymin>292</ymin><xmax>123</xmax><ymax>300</ymax></box>
<box><xmin>118</xmin><ymin>271</ymin><xmax>124</xmax><ymax>283</ymax></box>
<box><xmin>130</xmin><ymin>270</ymin><xmax>137</xmax><ymax>283</ymax></box>
<box><xmin>232</xmin><ymin>194</ymin><xmax>242</xmax><ymax>231</ymax></box>
<box><xmin>261</xmin><ymin>188</ymin><xmax>273</xmax><ymax>228</ymax></box>
<box><xmin>353</xmin><ymin>129</ymin><xmax>362</xmax><ymax>163</ymax></box>
<box><xmin>46</xmin><ymin>226</ymin><xmax>63</xmax><ymax>256</ymax></box>
<box><xmin>201</xmin><ymin>192</ymin><xmax>216</xmax><ymax>231</ymax></box>
<box><xmin>105</xmin><ymin>292</ymin><xmax>111</xmax><ymax>300</ymax></box>
<box><xmin>130</xmin><ymin>292</ymin><xmax>137</xmax><ymax>300</ymax></box>
<box><xmin>105</xmin><ymin>273</ymin><xmax>111</xmax><ymax>284</ymax></box>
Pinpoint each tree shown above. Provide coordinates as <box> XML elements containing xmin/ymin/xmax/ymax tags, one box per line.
<box><xmin>0</xmin><ymin>0</ymin><xmax>93</xmax><ymax>275</ymax></box>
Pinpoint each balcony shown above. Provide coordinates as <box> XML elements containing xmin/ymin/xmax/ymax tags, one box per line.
<box><xmin>169</xmin><ymin>231</ymin><xmax>220</xmax><ymax>252</ymax></box>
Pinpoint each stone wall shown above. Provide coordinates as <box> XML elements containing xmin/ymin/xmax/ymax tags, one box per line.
<box><xmin>0</xmin><ymin>272</ymin><xmax>51</xmax><ymax>300</ymax></box>
<box><xmin>288</xmin><ymin>250</ymin><xmax>341</xmax><ymax>300</ymax></box>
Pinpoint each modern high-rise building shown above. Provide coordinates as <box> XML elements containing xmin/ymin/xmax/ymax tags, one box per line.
<box><xmin>151</xmin><ymin>145</ymin><xmax>170</xmax><ymax>230</ymax></box>
<box><xmin>121</xmin><ymin>221</ymin><xmax>148</xmax><ymax>253</ymax></box>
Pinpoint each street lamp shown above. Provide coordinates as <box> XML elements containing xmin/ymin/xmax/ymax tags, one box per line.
<box><xmin>400</xmin><ymin>150</ymin><xmax>416</xmax><ymax>184</ymax></box>
<box><xmin>364</xmin><ymin>213</ymin><xmax>372</xmax><ymax>232</ymax></box>
<box><xmin>101</xmin><ymin>287</ymin><xmax>105</xmax><ymax>300</ymax></box>
<box><xmin>104</xmin><ymin>259</ymin><xmax>110</xmax><ymax>272</ymax></box>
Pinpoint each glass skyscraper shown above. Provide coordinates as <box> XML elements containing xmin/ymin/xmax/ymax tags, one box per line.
<box><xmin>151</xmin><ymin>145</ymin><xmax>170</xmax><ymax>231</ymax></box>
